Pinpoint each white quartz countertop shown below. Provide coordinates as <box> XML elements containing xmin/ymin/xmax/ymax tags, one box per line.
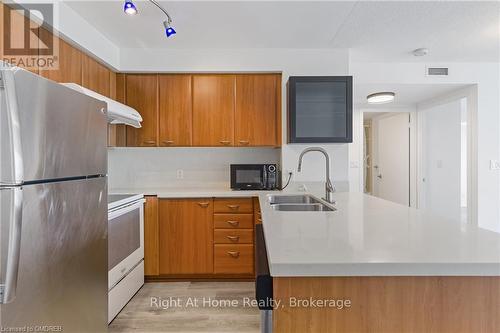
<box><xmin>259</xmin><ymin>192</ymin><xmax>500</xmax><ymax>277</ymax></box>
<box><xmin>109</xmin><ymin>186</ymin><xmax>280</xmax><ymax>198</ymax></box>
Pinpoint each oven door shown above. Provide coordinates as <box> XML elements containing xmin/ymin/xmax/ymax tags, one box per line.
<box><xmin>108</xmin><ymin>199</ymin><xmax>145</xmax><ymax>290</ymax></box>
<box><xmin>231</xmin><ymin>164</ymin><xmax>266</xmax><ymax>190</ymax></box>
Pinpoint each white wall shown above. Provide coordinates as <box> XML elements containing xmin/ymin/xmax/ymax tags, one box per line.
<box><xmin>115</xmin><ymin>48</ymin><xmax>351</xmax><ymax>186</ymax></box>
<box><xmin>350</xmin><ymin>61</ymin><xmax>500</xmax><ymax>232</ymax></box>
<box><xmin>108</xmin><ymin>147</ymin><xmax>280</xmax><ymax>189</ymax></box>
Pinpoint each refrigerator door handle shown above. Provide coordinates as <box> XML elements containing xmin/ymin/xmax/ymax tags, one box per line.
<box><xmin>0</xmin><ymin>187</ymin><xmax>23</xmax><ymax>304</ymax></box>
<box><xmin>0</xmin><ymin>69</ymin><xmax>24</xmax><ymax>185</ymax></box>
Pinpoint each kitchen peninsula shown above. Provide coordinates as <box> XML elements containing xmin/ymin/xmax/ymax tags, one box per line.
<box><xmin>259</xmin><ymin>192</ymin><xmax>500</xmax><ymax>333</ymax></box>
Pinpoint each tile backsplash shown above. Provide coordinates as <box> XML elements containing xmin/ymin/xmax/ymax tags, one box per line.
<box><xmin>108</xmin><ymin>147</ymin><xmax>281</xmax><ymax>189</ymax></box>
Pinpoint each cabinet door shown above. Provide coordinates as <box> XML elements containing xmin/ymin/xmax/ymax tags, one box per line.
<box><xmin>192</xmin><ymin>75</ymin><xmax>235</xmax><ymax>146</ymax></box>
<box><xmin>81</xmin><ymin>55</ymin><xmax>110</xmax><ymax>97</ymax></box>
<box><xmin>288</xmin><ymin>76</ymin><xmax>352</xmax><ymax>143</ymax></box>
<box><xmin>39</xmin><ymin>34</ymin><xmax>82</xmax><ymax>84</ymax></box>
<box><xmin>126</xmin><ymin>74</ymin><xmax>158</xmax><ymax>147</ymax></box>
<box><xmin>235</xmin><ymin>74</ymin><xmax>279</xmax><ymax>146</ymax></box>
<box><xmin>158</xmin><ymin>75</ymin><xmax>192</xmax><ymax>146</ymax></box>
<box><xmin>144</xmin><ymin>196</ymin><xmax>159</xmax><ymax>276</ymax></box>
<box><xmin>159</xmin><ymin>199</ymin><xmax>214</xmax><ymax>274</ymax></box>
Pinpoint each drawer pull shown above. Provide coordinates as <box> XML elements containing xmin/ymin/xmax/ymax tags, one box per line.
<box><xmin>142</xmin><ymin>140</ymin><xmax>156</xmax><ymax>145</ymax></box>
<box><xmin>227</xmin><ymin>251</ymin><xmax>240</xmax><ymax>258</ymax></box>
<box><xmin>227</xmin><ymin>220</ymin><xmax>239</xmax><ymax>227</ymax></box>
<box><xmin>239</xmin><ymin>140</ymin><xmax>250</xmax><ymax>145</ymax></box>
<box><xmin>197</xmin><ymin>202</ymin><xmax>210</xmax><ymax>208</ymax></box>
<box><xmin>226</xmin><ymin>235</ymin><xmax>240</xmax><ymax>242</ymax></box>
<box><xmin>162</xmin><ymin>140</ymin><xmax>174</xmax><ymax>145</ymax></box>
<box><xmin>227</xmin><ymin>205</ymin><xmax>240</xmax><ymax>210</ymax></box>
<box><xmin>219</xmin><ymin>140</ymin><xmax>231</xmax><ymax>145</ymax></box>
<box><xmin>257</xmin><ymin>218</ymin><xmax>262</xmax><ymax>222</ymax></box>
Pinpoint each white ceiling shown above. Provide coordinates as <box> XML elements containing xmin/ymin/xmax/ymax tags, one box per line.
<box><xmin>354</xmin><ymin>83</ymin><xmax>468</xmax><ymax>108</ymax></box>
<box><xmin>65</xmin><ymin>1</ymin><xmax>500</xmax><ymax>62</ymax></box>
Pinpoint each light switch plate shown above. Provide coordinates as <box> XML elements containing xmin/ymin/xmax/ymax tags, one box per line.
<box><xmin>176</xmin><ymin>169</ymin><xmax>184</xmax><ymax>179</ymax></box>
<box><xmin>490</xmin><ymin>160</ymin><xmax>500</xmax><ymax>170</ymax></box>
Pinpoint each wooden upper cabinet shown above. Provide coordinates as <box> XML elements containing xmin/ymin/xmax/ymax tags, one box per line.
<box><xmin>235</xmin><ymin>74</ymin><xmax>280</xmax><ymax>146</ymax></box>
<box><xmin>82</xmin><ymin>55</ymin><xmax>110</xmax><ymax>97</ymax></box>
<box><xmin>158</xmin><ymin>75</ymin><xmax>192</xmax><ymax>147</ymax></box>
<box><xmin>192</xmin><ymin>75</ymin><xmax>235</xmax><ymax>146</ymax></box>
<box><xmin>126</xmin><ymin>74</ymin><xmax>159</xmax><ymax>147</ymax></box>
<box><xmin>39</xmin><ymin>33</ymin><xmax>82</xmax><ymax>84</ymax></box>
<box><xmin>159</xmin><ymin>199</ymin><xmax>214</xmax><ymax>275</ymax></box>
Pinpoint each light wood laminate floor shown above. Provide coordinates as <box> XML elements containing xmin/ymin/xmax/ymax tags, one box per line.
<box><xmin>108</xmin><ymin>282</ymin><xmax>260</xmax><ymax>333</ymax></box>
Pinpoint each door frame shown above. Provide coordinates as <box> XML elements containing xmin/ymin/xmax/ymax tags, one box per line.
<box><xmin>416</xmin><ymin>86</ymin><xmax>478</xmax><ymax>225</ymax></box>
<box><xmin>359</xmin><ymin>108</ymin><xmax>418</xmax><ymax>208</ymax></box>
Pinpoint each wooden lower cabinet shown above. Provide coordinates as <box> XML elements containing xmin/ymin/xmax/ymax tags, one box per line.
<box><xmin>159</xmin><ymin>198</ymin><xmax>214</xmax><ymax>275</ymax></box>
<box><xmin>144</xmin><ymin>196</ymin><xmax>257</xmax><ymax>279</ymax></box>
<box><xmin>144</xmin><ymin>196</ymin><xmax>159</xmax><ymax>276</ymax></box>
<box><xmin>214</xmin><ymin>244</ymin><xmax>254</xmax><ymax>274</ymax></box>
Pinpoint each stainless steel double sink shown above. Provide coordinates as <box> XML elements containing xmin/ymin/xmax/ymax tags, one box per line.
<box><xmin>268</xmin><ymin>194</ymin><xmax>336</xmax><ymax>212</ymax></box>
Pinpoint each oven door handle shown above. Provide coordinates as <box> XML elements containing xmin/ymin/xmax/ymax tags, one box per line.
<box><xmin>108</xmin><ymin>199</ymin><xmax>145</xmax><ymax>219</ymax></box>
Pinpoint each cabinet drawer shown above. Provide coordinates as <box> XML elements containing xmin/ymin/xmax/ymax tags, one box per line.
<box><xmin>214</xmin><ymin>198</ymin><xmax>253</xmax><ymax>213</ymax></box>
<box><xmin>214</xmin><ymin>229</ymin><xmax>253</xmax><ymax>244</ymax></box>
<box><xmin>214</xmin><ymin>244</ymin><xmax>254</xmax><ymax>274</ymax></box>
<box><xmin>214</xmin><ymin>214</ymin><xmax>253</xmax><ymax>229</ymax></box>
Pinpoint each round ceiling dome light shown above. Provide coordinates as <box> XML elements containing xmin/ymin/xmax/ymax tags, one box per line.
<box><xmin>367</xmin><ymin>92</ymin><xmax>395</xmax><ymax>104</ymax></box>
<box><xmin>412</xmin><ymin>48</ymin><xmax>429</xmax><ymax>57</ymax></box>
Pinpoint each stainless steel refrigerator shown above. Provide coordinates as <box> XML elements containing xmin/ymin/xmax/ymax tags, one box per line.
<box><xmin>0</xmin><ymin>64</ymin><xmax>108</xmax><ymax>332</ymax></box>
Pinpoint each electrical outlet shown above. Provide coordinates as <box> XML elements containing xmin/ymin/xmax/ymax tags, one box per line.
<box><xmin>176</xmin><ymin>169</ymin><xmax>184</xmax><ymax>179</ymax></box>
<box><xmin>490</xmin><ymin>160</ymin><xmax>500</xmax><ymax>171</ymax></box>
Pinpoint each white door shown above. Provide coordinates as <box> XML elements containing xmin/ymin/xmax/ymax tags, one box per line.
<box><xmin>373</xmin><ymin>113</ymin><xmax>410</xmax><ymax>206</ymax></box>
<box><xmin>420</xmin><ymin>99</ymin><xmax>465</xmax><ymax>222</ymax></box>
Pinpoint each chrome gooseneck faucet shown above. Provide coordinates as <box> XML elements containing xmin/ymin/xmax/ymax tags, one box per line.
<box><xmin>297</xmin><ymin>147</ymin><xmax>336</xmax><ymax>204</ymax></box>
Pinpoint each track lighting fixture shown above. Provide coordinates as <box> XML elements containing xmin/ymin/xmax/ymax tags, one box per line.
<box><xmin>163</xmin><ymin>20</ymin><xmax>177</xmax><ymax>38</ymax></box>
<box><xmin>123</xmin><ymin>0</ymin><xmax>177</xmax><ymax>38</ymax></box>
<box><xmin>123</xmin><ymin>1</ymin><xmax>137</xmax><ymax>15</ymax></box>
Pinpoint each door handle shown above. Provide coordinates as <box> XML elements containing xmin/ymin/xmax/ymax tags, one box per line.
<box><xmin>0</xmin><ymin>187</ymin><xmax>23</xmax><ymax>304</ymax></box>
<box><xmin>227</xmin><ymin>251</ymin><xmax>240</xmax><ymax>258</ymax></box>
<box><xmin>197</xmin><ymin>202</ymin><xmax>209</xmax><ymax>208</ymax></box>
<box><xmin>377</xmin><ymin>174</ymin><xmax>382</xmax><ymax>179</ymax></box>
<box><xmin>226</xmin><ymin>235</ymin><xmax>240</xmax><ymax>242</ymax></box>
<box><xmin>227</xmin><ymin>205</ymin><xmax>240</xmax><ymax>210</ymax></box>
<box><xmin>227</xmin><ymin>220</ymin><xmax>239</xmax><ymax>227</ymax></box>
<box><xmin>219</xmin><ymin>140</ymin><xmax>231</xmax><ymax>145</ymax></box>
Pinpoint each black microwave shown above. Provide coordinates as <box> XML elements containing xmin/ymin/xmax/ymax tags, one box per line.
<box><xmin>230</xmin><ymin>164</ymin><xmax>279</xmax><ymax>190</ymax></box>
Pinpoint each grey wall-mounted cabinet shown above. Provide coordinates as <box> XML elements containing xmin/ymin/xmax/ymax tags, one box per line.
<box><xmin>287</xmin><ymin>76</ymin><xmax>353</xmax><ymax>143</ymax></box>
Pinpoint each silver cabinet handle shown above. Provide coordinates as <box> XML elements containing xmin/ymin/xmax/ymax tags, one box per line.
<box><xmin>162</xmin><ymin>140</ymin><xmax>174</xmax><ymax>145</ymax></box>
<box><xmin>0</xmin><ymin>187</ymin><xmax>23</xmax><ymax>304</ymax></box>
<box><xmin>227</xmin><ymin>205</ymin><xmax>240</xmax><ymax>210</ymax></box>
<box><xmin>226</xmin><ymin>235</ymin><xmax>240</xmax><ymax>242</ymax></box>
<box><xmin>227</xmin><ymin>220</ymin><xmax>239</xmax><ymax>227</ymax></box>
<box><xmin>219</xmin><ymin>140</ymin><xmax>231</xmax><ymax>145</ymax></box>
<box><xmin>239</xmin><ymin>140</ymin><xmax>250</xmax><ymax>145</ymax></box>
<box><xmin>142</xmin><ymin>140</ymin><xmax>156</xmax><ymax>145</ymax></box>
<box><xmin>197</xmin><ymin>202</ymin><xmax>209</xmax><ymax>208</ymax></box>
<box><xmin>227</xmin><ymin>251</ymin><xmax>240</xmax><ymax>258</ymax></box>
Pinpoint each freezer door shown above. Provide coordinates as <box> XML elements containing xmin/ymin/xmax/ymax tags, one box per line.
<box><xmin>0</xmin><ymin>177</ymin><xmax>107</xmax><ymax>332</ymax></box>
<box><xmin>0</xmin><ymin>66</ymin><xmax>107</xmax><ymax>185</ymax></box>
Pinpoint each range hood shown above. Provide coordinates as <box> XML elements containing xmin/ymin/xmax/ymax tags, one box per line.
<box><xmin>62</xmin><ymin>83</ymin><xmax>142</xmax><ymax>128</ymax></box>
